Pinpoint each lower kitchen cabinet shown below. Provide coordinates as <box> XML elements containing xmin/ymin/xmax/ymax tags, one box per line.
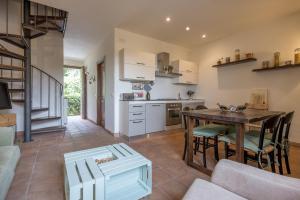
<box><xmin>146</xmin><ymin>103</ymin><xmax>166</xmax><ymax>133</ymax></box>
<box><xmin>120</xmin><ymin>102</ymin><xmax>146</xmax><ymax>137</ymax></box>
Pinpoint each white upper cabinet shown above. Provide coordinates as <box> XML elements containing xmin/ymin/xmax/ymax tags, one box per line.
<box><xmin>172</xmin><ymin>60</ymin><xmax>198</xmax><ymax>85</ymax></box>
<box><xmin>119</xmin><ymin>48</ymin><xmax>156</xmax><ymax>81</ymax></box>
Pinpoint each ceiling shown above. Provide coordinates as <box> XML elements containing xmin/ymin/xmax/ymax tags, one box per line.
<box><xmin>33</xmin><ymin>0</ymin><xmax>300</xmax><ymax>61</ymax></box>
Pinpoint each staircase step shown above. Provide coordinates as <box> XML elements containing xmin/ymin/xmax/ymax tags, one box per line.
<box><xmin>32</xmin><ymin>107</ymin><xmax>49</xmax><ymax>112</ymax></box>
<box><xmin>0</xmin><ymin>49</ymin><xmax>25</xmax><ymax>60</ymax></box>
<box><xmin>29</xmin><ymin>15</ymin><xmax>66</xmax><ymax>21</ymax></box>
<box><xmin>31</xmin><ymin>126</ymin><xmax>66</xmax><ymax>134</ymax></box>
<box><xmin>0</xmin><ymin>77</ymin><xmax>24</xmax><ymax>82</ymax></box>
<box><xmin>0</xmin><ymin>64</ymin><xmax>25</xmax><ymax>71</ymax></box>
<box><xmin>11</xmin><ymin>99</ymin><xmax>24</xmax><ymax>103</ymax></box>
<box><xmin>9</xmin><ymin>89</ymin><xmax>24</xmax><ymax>93</ymax></box>
<box><xmin>0</xmin><ymin>33</ymin><xmax>28</xmax><ymax>49</ymax></box>
<box><xmin>23</xmin><ymin>24</ymin><xmax>47</xmax><ymax>39</ymax></box>
<box><xmin>31</xmin><ymin>116</ymin><xmax>61</xmax><ymax>122</ymax></box>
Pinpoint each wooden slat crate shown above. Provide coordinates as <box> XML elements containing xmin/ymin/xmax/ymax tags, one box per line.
<box><xmin>64</xmin><ymin>143</ymin><xmax>152</xmax><ymax>200</ymax></box>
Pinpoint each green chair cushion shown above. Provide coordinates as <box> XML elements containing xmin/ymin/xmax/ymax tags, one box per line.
<box><xmin>193</xmin><ymin>124</ymin><xmax>229</xmax><ymax>138</ymax></box>
<box><xmin>0</xmin><ymin>127</ymin><xmax>15</xmax><ymax>146</ymax></box>
<box><xmin>218</xmin><ymin>132</ymin><xmax>273</xmax><ymax>153</ymax></box>
<box><xmin>247</xmin><ymin>130</ymin><xmax>273</xmax><ymax>140</ymax></box>
<box><xmin>0</xmin><ymin>166</ymin><xmax>14</xmax><ymax>200</ymax></box>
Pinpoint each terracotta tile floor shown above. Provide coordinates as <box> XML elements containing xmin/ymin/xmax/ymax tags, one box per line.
<box><xmin>6</xmin><ymin>116</ymin><xmax>300</xmax><ymax>200</ymax></box>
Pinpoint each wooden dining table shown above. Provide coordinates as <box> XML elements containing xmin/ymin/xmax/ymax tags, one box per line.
<box><xmin>182</xmin><ymin>108</ymin><xmax>284</xmax><ymax>175</ymax></box>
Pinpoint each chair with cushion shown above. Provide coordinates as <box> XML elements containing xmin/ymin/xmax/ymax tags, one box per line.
<box><xmin>182</xmin><ymin>106</ymin><xmax>229</xmax><ymax>168</ymax></box>
<box><xmin>276</xmin><ymin>111</ymin><xmax>294</xmax><ymax>175</ymax></box>
<box><xmin>219</xmin><ymin>114</ymin><xmax>281</xmax><ymax>172</ymax></box>
<box><xmin>0</xmin><ymin>126</ymin><xmax>20</xmax><ymax>200</ymax></box>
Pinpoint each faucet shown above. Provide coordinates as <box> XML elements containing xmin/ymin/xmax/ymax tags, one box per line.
<box><xmin>178</xmin><ymin>92</ymin><xmax>181</xmax><ymax>100</ymax></box>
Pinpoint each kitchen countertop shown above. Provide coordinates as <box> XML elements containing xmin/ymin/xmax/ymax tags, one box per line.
<box><xmin>120</xmin><ymin>99</ymin><xmax>205</xmax><ymax>104</ymax></box>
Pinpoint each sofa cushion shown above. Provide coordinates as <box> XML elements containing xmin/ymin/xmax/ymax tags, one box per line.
<box><xmin>212</xmin><ymin>159</ymin><xmax>300</xmax><ymax>200</ymax></box>
<box><xmin>0</xmin><ymin>165</ymin><xmax>14</xmax><ymax>200</ymax></box>
<box><xmin>183</xmin><ymin>179</ymin><xmax>246</xmax><ymax>200</ymax></box>
<box><xmin>0</xmin><ymin>146</ymin><xmax>20</xmax><ymax>171</ymax></box>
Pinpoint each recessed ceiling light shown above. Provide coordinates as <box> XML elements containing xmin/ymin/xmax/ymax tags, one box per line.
<box><xmin>202</xmin><ymin>34</ymin><xmax>207</xmax><ymax>39</ymax></box>
<box><xmin>165</xmin><ymin>17</ymin><xmax>171</xmax><ymax>22</ymax></box>
<box><xmin>185</xmin><ymin>26</ymin><xmax>190</xmax><ymax>31</ymax></box>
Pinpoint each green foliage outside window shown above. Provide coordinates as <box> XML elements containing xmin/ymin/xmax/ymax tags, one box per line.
<box><xmin>64</xmin><ymin>68</ymin><xmax>81</xmax><ymax>116</ymax></box>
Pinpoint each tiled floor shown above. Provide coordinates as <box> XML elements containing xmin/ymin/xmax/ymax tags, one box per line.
<box><xmin>6</xmin><ymin>116</ymin><xmax>300</xmax><ymax>200</ymax></box>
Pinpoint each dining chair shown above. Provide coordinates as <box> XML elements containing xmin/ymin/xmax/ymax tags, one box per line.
<box><xmin>276</xmin><ymin>111</ymin><xmax>294</xmax><ymax>175</ymax></box>
<box><xmin>182</xmin><ymin>106</ymin><xmax>229</xmax><ymax>168</ymax></box>
<box><xmin>219</xmin><ymin>114</ymin><xmax>281</xmax><ymax>172</ymax></box>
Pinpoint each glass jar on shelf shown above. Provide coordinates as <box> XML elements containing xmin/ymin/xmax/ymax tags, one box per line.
<box><xmin>235</xmin><ymin>49</ymin><xmax>240</xmax><ymax>61</ymax></box>
<box><xmin>274</xmin><ymin>52</ymin><xmax>280</xmax><ymax>67</ymax></box>
<box><xmin>295</xmin><ymin>48</ymin><xmax>300</xmax><ymax>64</ymax></box>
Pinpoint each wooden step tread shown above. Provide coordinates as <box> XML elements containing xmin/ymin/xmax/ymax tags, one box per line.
<box><xmin>31</xmin><ymin>116</ymin><xmax>61</xmax><ymax>122</ymax></box>
<box><xmin>11</xmin><ymin>99</ymin><xmax>24</xmax><ymax>103</ymax></box>
<box><xmin>0</xmin><ymin>49</ymin><xmax>25</xmax><ymax>60</ymax></box>
<box><xmin>9</xmin><ymin>89</ymin><xmax>24</xmax><ymax>93</ymax></box>
<box><xmin>31</xmin><ymin>126</ymin><xmax>66</xmax><ymax>134</ymax></box>
<box><xmin>32</xmin><ymin>107</ymin><xmax>49</xmax><ymax>112</ymax></box>
<box><xmin>0</xmin><ymin>77</ymin><xmax>24</xmax><ymax>82</ymax></box>
<box><xmin>0</xmin><ymin>33</ymin><xmax>28</xmax><ymax>49</ymax></box>
<box><xmin>0</xmin><ymin>64</ymin><xmax>25</xmax><ymax>71</ymax></box>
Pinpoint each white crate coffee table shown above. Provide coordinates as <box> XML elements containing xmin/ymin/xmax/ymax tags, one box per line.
<box><xmin>64</xmin><ymin>143</ymin><xmax>152</xmax><ymax>200</ymax></box>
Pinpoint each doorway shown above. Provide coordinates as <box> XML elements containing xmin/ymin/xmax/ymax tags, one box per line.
<box><xmin>97</xmin><ymin>61</ymin><xmax>105</xmax><ymax>127</ymax></box>
<box><xmin>64</xmin><ymin>66</ymin><xmax>87</xmax><ymax>119</ymax></box>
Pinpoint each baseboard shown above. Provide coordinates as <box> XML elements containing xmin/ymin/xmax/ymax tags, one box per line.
<box><xmin>86</xmin><ymin>118</ymin><xmax>97</xmax><ymax>125</ymax></box>
<box><xmin>290</xmin><ymin>142</ymin><xmax>300</xmax><ymax>147</ymax></box>
<box><xmin>86</xmin><ymin>118</ymin><xmax>118</xmax><ymax>137</ymax></box>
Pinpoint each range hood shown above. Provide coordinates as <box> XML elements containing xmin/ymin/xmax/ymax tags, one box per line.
<box><xmin>156</xmin><ymin>52</ymin><xmax>182</xmax><ymax>78</ymax></box>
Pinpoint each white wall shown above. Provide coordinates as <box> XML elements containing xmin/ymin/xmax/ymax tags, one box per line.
<box><xmin>64</xmin><ymin>58</ymin><xmax>84</xmax><ymax>67</ymax></box>
<box><xmin>190</xmin><ymin>13</ymin><xmax>300</xmax><ymax>143</ymax></box>
<box><xmin>84</xmin><ymin>32</ymin><xmax>115</xmax><ymax>132</ymax></box>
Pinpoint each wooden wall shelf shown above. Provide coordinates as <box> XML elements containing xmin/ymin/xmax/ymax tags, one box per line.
<box><xmin>212</xmin><ymin>58</ymin><xmax>257</xmax><ymax>68</ymax></box>
<box><xmin>252</xmin><ymin>64</ymin><xmax>300</xmax><ymax>72</ymax></box>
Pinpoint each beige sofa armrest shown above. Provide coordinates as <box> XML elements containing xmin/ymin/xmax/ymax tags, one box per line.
<box><xmin>0</xmin><ymin>126</ymin><xmax>15</xmax><ymax>146</ymax></box>
<box><xmin>211</xmin><ymin>159</ymin><xmax>300</xmax><ymax>200</ymax></box>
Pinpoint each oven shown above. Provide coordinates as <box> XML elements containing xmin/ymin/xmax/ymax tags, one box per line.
<box><xmin>166</xmin><ymin>103</ymin><xmax>182</xmax><ymax>126</ymax></box>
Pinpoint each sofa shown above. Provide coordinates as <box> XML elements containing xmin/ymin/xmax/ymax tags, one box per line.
<box><xmin>183</xmin><ymin>159</ymin><xmax>300</xmax><ymax>200</ymax></box>
<box><xmin>0</xmin><ymin>126</ymin><xmax>20</xmax><ymax>200</ymax></box>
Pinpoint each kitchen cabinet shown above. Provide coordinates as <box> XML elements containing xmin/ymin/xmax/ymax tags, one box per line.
<box><xmin>172</xmin><ymin>60</ymin><xmax>198</xmax><ymax>85</ymax></box>
<box><xmin>120</xmin><ymin>102</ymin><xmax>146</xmax><ymax>137</ymax></box>
<box><xmin>119</xmin><ymin>49</ymin><xmax>156</xmax><ymax>81</ymax></box>
<box><xmin>146</xmin><ymin>103</ymin><xmax>166</xmax><ymax>133</ymax></box>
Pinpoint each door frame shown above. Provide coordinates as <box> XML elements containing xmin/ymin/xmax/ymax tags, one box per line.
<box><xmin>97</xmin><ymin>59</ymin><xmax>105</xmax><ymax>127</ymax></box>
<box><xmin>63</xmin><ymin>65</ymin><xmax>87</xmax><ymax>119</ymax></box>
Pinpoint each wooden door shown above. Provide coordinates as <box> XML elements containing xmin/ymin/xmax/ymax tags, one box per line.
<box><xmin>97</xmin><ymin>62</ymin><xmax>105</xmax><ymax>127</ymax></box>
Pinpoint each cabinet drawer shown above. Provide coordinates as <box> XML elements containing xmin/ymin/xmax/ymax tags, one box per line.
<box><xmin>129</xmin><ymin>104</ymin><xmax>145</xmax><ymax>112</ymax></box>
<box><xmin>129</xmin><ymin>112</ymin><xmax>145</xmax><ymax>120</ymax></box>
<box><xmin>129</xmin><ymin>120</ymin><xmax>145</xmax><ymax>136</ymax></box>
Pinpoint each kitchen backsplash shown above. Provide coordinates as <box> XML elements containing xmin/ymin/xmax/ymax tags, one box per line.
<box><xmin>118</xmin><ymin>77</ymin><xmax>197</xmax><ymax>100</ymax></box>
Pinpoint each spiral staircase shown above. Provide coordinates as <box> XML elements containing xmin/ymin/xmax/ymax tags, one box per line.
<box><xmin>0</xmin><ymin>0</ymin><xmax>68</xmax><ymax>142</ymax></box>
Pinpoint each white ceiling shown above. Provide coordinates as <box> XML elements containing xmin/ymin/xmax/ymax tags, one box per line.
<box><xmin>33</xmin><ymin>0</ymin><xmax>300</xmax><ymax>61</ymax></box>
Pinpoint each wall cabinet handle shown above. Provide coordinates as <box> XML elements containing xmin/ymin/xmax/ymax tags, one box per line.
<box><xmin>137</xmin><ymin>62</ymin><xmax>145</xmax><ymax>65</ymax></box>
<box><xmin>133</xmin><ymin>121</ymin><xmax>143</xmax><ymax>124</ymax></box>
<box><xmin>133</xmin><ymin>113</ymin><xmax>143</xmax><ymax>115</ymax></box>
<box><xmin>152</xmin><ymin>105</ymin><xmax>161</xmax><ymax>107</ymax></box>
<box><xmin>136</xmin><ymin>76</ymin><xmax>145</xmax><ymax>79</ymax></box>
<box><xmin>133</xmin><ymin>105</ymin><xmax>142</xmax><ymax>108</ymax></box>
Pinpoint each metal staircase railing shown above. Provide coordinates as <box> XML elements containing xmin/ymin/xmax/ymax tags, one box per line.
<box><xmin>0</xmin><ymin>0</ymin><xmax>68</xmax><ymax>140</ymax></box>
